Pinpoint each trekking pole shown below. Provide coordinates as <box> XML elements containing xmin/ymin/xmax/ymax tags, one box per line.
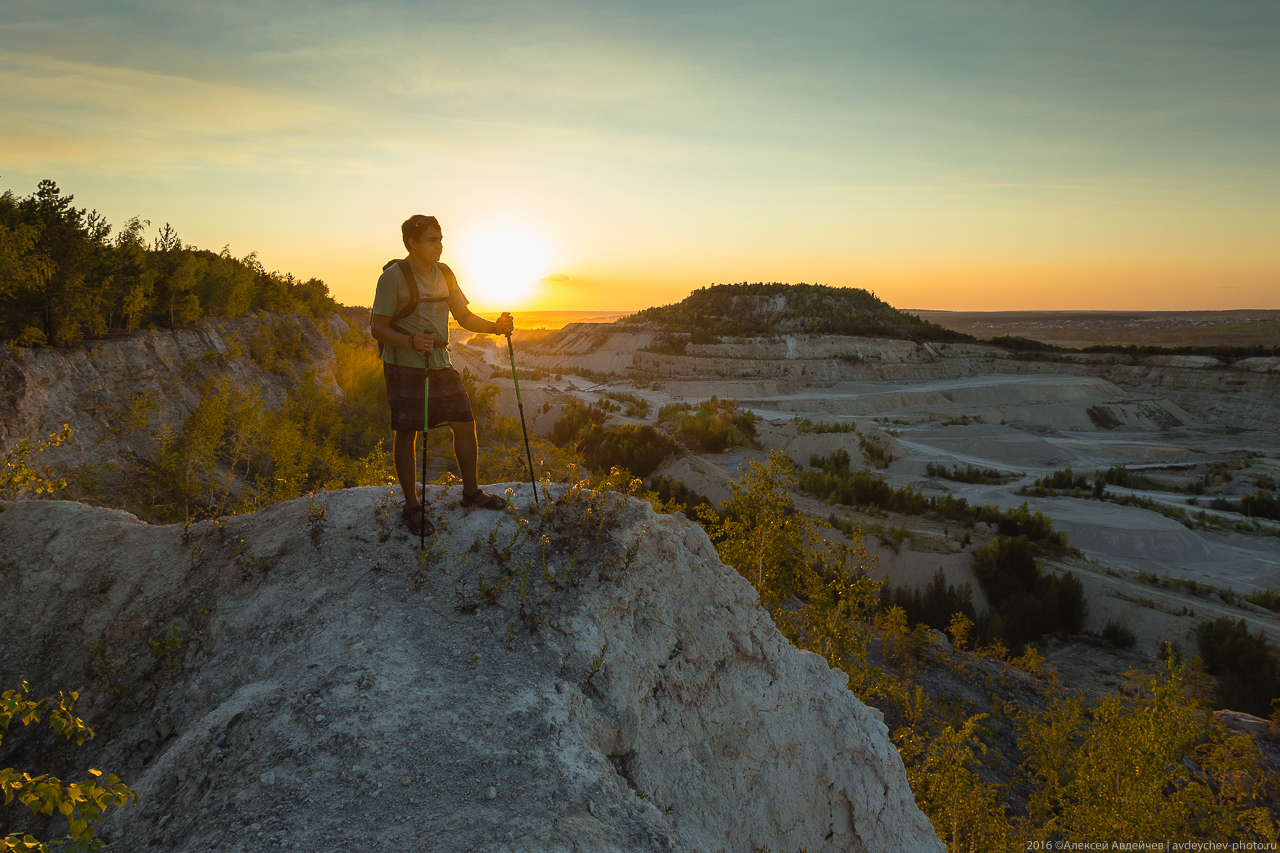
<box><xmin>505</xmin><ymin>333</ymin><xmax>540</xmax><ymax>506</ymax></box>
<box><xmin>427</xmin><ymin>356</ymin><xmax>437</xmax><ymax>550</ymax></box>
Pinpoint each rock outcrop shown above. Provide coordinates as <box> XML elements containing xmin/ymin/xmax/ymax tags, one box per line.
<box><xmin>0</xmin><ymin>312</ymin><xmax>347</xmax><ymax>477</ymax></box>
<box><xmin>0</xmin><ymin>488</ymin><xmax>942</xmax><ymax>852</ymax></box>
<box><xmin>0</xmin><ymin>312</ymin><xmax>497</xmax><ymax>495</ymax></box>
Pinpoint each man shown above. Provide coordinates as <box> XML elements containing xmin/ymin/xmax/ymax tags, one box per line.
<box><xmin>370</xmin><ymin>214</ymin><xmax>515</xmax><ymax>535</ymax></box>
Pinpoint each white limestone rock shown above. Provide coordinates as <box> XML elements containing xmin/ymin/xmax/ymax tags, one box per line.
<box><xmin>0</xmin><ymin>488</ymin><xmax>942</xmax><ymax>852</ymax></box>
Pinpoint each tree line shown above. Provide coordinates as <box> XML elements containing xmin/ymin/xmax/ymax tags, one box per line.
<box><xmin>0</xmin><ymin>180</ymin><xmax>337</xmax><ymax>348</ymax></box>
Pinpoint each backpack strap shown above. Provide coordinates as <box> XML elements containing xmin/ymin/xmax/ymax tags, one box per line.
<box><xmin>383</xmin><ymin>258</ymin><xmax>456</xmax><ymax>312</ymax></box>
<box><xmin>377</xmin><ymin>259</ymin><xmax>455</xmax><ymax>357</ymax></box>
<box><xmin>438</xmin><ymin>262</ymin><xmax>460</xmax><ymax>300</ymax></box>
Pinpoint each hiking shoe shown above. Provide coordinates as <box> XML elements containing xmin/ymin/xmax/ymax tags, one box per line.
<box><xmin>402</xmin><ymin>504</ymin><xmax>435</xmax><ymax>535</ymax></box>
<box><xmin>460</xmin><ymin>488</ymin><xmax>507</xmax><ymax>510</ymax></box>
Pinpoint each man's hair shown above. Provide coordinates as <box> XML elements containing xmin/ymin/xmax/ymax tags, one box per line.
<box><xmin>401</xmin><ymin>214</ymin><xmax>440</xmax><ymax>251</ymax></box>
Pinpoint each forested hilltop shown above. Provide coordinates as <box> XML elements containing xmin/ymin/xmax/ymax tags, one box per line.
<box><xmin>0</xmin><ymin>181</ymin><xmax>337</xmax><ymax>347</ymax></box>
<box><xmin>628</xmin><ymin>282</ymin><xmax>974</xmax><ymax>343</ymax></box>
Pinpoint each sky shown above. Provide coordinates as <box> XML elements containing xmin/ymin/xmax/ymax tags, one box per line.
<box><xmin>2</xmin><ymin>0</ymin><xmax>1278</xmax><ymax>313</ymax></box>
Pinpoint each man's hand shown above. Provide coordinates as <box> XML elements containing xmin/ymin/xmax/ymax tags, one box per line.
<box><xmin>494</xmin><ymin>312</ymin><xmax>514</xmax><ymax>336</ymax></box>
<box><xmin>411</xmin><ymin>330</ymin><xmax>434</xmax><ymax>353</ymax></box>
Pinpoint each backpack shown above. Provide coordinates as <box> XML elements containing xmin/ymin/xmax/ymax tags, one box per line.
<box><xmin>374</xmin><ymin>259</ymin><xmax>459</xmax><ymax>357</ymax></box>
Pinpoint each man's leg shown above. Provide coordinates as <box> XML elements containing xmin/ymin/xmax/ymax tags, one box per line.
<box><xmin>393</xmin><ymin>429</ymin><xmax>420</xmax><ymax>507</ymax></box>
<box><xmin>449</xmin><ymin>421</ymin><xmax>480</xmax><ymax>495</ymax></box>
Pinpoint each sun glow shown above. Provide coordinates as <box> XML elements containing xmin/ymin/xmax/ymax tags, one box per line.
<box><xmin>454</xmin><ymin>223</ymin><xmax>552</xmax><ymax>309</ymax></box>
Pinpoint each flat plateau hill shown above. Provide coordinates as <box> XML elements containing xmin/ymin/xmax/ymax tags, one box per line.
<box><xmin>0</xmin><ymin>487</ymin><xmax>941</xmax><ymax>853</ymax></box>
<box><xmin>626</xmin><ymin>283</ymin><xmax>972</xmax><ymax>342</ymax></box>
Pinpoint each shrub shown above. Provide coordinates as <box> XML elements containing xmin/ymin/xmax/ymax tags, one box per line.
<box><xmin>549</xmin><ymin>398</ymin><xmax>607</xmax><ymax>448</ymax></box>
<box><xmin>1</xmin><ymin>424</ymin><xmax>71</xmax><ymax>500</ymax></box>
<box><xmin>1245</xmin><ymin>589</ymin><xmax>1280</xmax><ymax>613</ymax></box>
<box><xmin>925</xmin><ymin>463</ymin><xmax>1006</xmax><ymax>484</ymax></box>
<box><xmin>600</xmin><ymin>391</ymin><xmax>650</xmax><ymax>419</ymax></box>
<box><xmin>795</xmin><ymin>417</ymin><xmax>857</xmax><ymax>434</ymax></box>
<box><xmin>649</xmin><ymin>475</ymin><xmax>716</xmax><ymax>520</ymax></box>
<box><xmin>1211</xmin><ymin>490</ymin><xmax>1280</xmax><ymax>522</ymax></box>
<box><xmin>575</xmin><ymin>423</ymin><xmax>677</xmax><ymax>479</ymax></box>
<box><xmin>663</xmin><ymin>397</ymin><xmax>757</xmax><ymax>453</ymax></box>
<box><xmin>1099</xmin><ymin>464</ymin><xmax>1171</xmax><ymax>492</ymax></box>
<box><xmin>1016</xmin><ymin>660</ymin><xmax>1276</xmax><ymax>841</ymax></box>
<box><xmin>1035</xmin><ymin>467</ymin><xmax>1090</xmax><ymax>491</ymax></box>
<box><xmin>858</xmin><ymin>434</ymin><xmax>893</xmax><ymax>468</ymax></box>
<box><xmin>1</xmin><ymin>681</ymin><xmax>138</xmax><ymax>851</ymax></box>
<box><xmin>1101</xmin><ymin>619</ymin><xmax>1137</xmax><ymax>649</ymax></box>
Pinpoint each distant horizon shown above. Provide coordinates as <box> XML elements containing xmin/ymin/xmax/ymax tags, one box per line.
<box><xmin>454</xmin><ymin>306</ymin><xmax>1280</xmax><ymax>319</ymax></box>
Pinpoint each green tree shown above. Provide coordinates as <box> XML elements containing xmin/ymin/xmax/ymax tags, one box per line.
<box><xmin>1196</xmin><ymin>617</ymin><xmax>1280</xmax><ymax>716</ymax></box>
<box><xmin>0</xmin><ymin>216</ymin><xmax>55</xmax><ymax>346</ymax></box>
<box><xmin>0</xmin><ymin>182</ymin><xmax>340</xmax><ymax>344</ymax></box>
<box><xmin>698</xmin><ymin>450</ymin><xmax>808</xmax><ymax>602</ymax></box>
<box><xmin>699</xmin><ymin>450</ymin><xmax>883</xmax><ymax>676</ymax></box>
<box><xmin>148</xmin><ymin>226</ymin><xmax>202</xmax><ymax>328</ymax></box>
<box><xmin>896</xmin><ymin>714</ymin><xmax>1014</xmax><ymax>853</ymax></box>
<box><xmin>16</xmin><ymin>181</ymin><xmax>106</xmax><ymax>346</ymax></box>
<box><xmin>104</xmin><ymin>217</ymin><xmax>154</xmax><ymax>333</ymax></box>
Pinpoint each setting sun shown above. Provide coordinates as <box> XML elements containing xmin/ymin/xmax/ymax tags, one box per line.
<box><xmin>453</xmin><ymin>223</ymin><xmax>552</xmax><ymax>310</ymax></box>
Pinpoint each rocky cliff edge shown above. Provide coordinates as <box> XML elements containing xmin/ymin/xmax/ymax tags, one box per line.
<box><xmin>0</xmin><ymin>486</ymin><xmax>941</xmax><ymax>852</ymax></box>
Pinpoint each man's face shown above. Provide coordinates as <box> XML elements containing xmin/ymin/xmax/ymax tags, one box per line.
<box><xmin>410</xmin><ymin>226</ymin><xmax>443</xmax><ymax>263</ymax></box>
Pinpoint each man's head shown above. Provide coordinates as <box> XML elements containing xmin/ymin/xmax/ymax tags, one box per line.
<box><xmin>402</xmin><ymin>214</ymin><xmax>443</xmax><ymax>267</ymax></box>
<box><xmin>402</xmin><ymin>214</ymin><xmax>441</xmax><ymax>250</ymax></box>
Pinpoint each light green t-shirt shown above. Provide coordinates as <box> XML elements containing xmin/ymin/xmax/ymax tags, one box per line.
<box><xmin>371</xmin><ymin>262</ymin><xmax>468</xmax><ymax>369</ymax></box>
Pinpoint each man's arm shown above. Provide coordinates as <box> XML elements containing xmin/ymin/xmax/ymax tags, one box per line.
<box><xmin>370</xmin><ymin>313</ymin><xmax>433</xmax><ymax>353</ymax></box>
<box><xmin>449</xmin><ymin>293</ymin><xmax>514</xmax><ymax>336</ymax></box>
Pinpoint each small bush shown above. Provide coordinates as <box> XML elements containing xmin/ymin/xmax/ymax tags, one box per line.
<box><xmin>1035</xmin><ymin>467</ymin><xmax>1090</xmax><ymax>491</ymax></box>
<box><xmin>661</xmin><ymin>397</ymin><xmax>757</xmax><ymax>453</ymax></box>
<box><xmin>1098</xmin><ymin>464</ymin><xmax>1171</xmax><ymax>492</ymax></box>
<box><xmin>925</xmin><ymin>462</ymin><xmax>1007</xmax><ymax>484</ymax></box>
<box><xmin>795</xmin><ymin>417</ymin><xmax>857</xmax><ymax>434</ymax></box>
<box><xmin>601</xmin><ymin>391</ymin><xmax>650</xmax><ymax>419</ymax></box>
<box><xmin>1212</xmin><ymin>490</ymin><xmax>1280</xmax><ymax>522</ymax></box>
<box><xmin>858</xmin><ymin>434</ymin><xmax>893</xmax><ymax>468</ymax></box>
<box><xmin>1100</xmin><ymin>619</ymin><xmax>1137</xmax><ymax>649</ymax></box>
<box><xmin>1</xmin><ymin>681</ymin><xmax>139</xmax><ymax>850</ymax></box>
<box><xmin>549</xmin><ymin>398</ymin><xmax>608</xmax><ymax>448</ymax></box>
<box><xmin>650</xmin><ymin>475</ymin><xmax>717</xmax><ymax>520</ymax></box>
<box><xmin>1245</xmin><ymin>588</ymin><xmax>1280</xmax><ymax>613</ymax></box>
<box><xmin>575</xmin><ymin>423</ymin><xmax>677</xmax><ymax>479</ymax></box>
<box><xmin>1</xmin><ymin>424</ymin><xmax>71</xmax><ymax>500</ymax></box>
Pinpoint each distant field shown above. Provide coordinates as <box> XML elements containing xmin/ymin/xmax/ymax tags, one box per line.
<box><xmin>912</xmin><ymin>309</ymin><xmax>1280</xmax><ymax>349</ymax></box>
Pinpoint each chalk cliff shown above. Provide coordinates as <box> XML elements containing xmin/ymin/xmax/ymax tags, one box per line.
<box><xmin>0</xmin><ymin>487</ymin><xmax>942</xmax><ymax>852</ymax></box>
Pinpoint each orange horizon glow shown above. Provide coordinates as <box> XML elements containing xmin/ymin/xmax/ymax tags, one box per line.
<box><xmin>4</xmin><ymin>3</ymin><xmax>1277</xmax><ymax>315</ymax></box>
<box><xmin>302</xmin><ymin>256</ymin><xmax>1280</xmax><ymax>314</ymax></box>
